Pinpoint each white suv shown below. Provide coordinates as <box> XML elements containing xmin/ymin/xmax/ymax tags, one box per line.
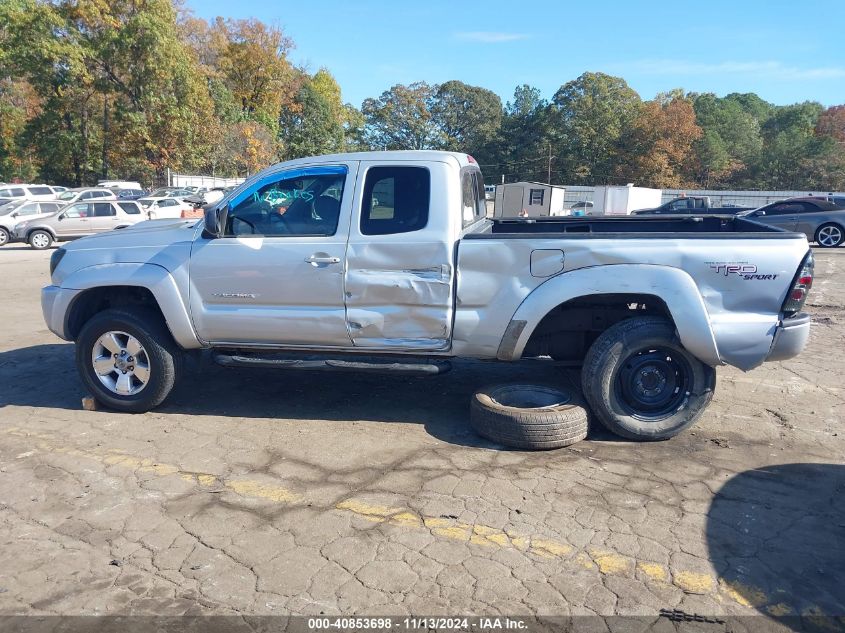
<box><xmin>0</xmin><ymin>184</ymin><xmax>57</xmax><ymax>201</ymax></box>
<box><xmin>0</xmin><ymin>200</ymin><xmax>65</xmax><ymax>246</ymax></box>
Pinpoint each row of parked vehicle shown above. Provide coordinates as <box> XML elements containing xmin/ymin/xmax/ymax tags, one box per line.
<box><xmin>0</xmin><ymin>180</ymin><xmax>232</xmax><ymax>249</ymax></box>
<box><xmin>631</xmin><ymin>194</ymin><xmax>845</xmax><ymax>248</ymax></box>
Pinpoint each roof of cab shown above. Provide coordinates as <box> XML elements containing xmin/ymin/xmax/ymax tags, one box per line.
<box><xmin>264</xmin><ymin>150</ymin><xmax>475</xmax><ymax>172</ymax></box>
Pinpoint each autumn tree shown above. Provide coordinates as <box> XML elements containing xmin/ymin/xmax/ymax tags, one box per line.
<box><xmin>615</xmin><ymin>95</ymin><xmax>702</xmax><ymax>188</ymax></box>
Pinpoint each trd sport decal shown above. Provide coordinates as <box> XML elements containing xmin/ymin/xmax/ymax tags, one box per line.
<box><xmin>707</xmin><ymin>262</ymin><xmax>779</xmax><ymax>280</ymax></box>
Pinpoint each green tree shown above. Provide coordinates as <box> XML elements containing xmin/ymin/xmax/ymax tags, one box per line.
<box><xmin>361</xmin><ymin>82</ymin><xmax>442</xmax><ymax>150</ymax></box>
<box><xmin>551</xmin><ymin>72</ymin><xmax>642</xmax><ymax>183</ymax></box>
<box><xmin>279</xmin><ymin>80</ymin><xmax>344</xmax><ymax>159</ymax></box>
<box><xmin>430</xmin><ymin>80</ymin><xmax>502</xmax><ymax>153</ymax></box>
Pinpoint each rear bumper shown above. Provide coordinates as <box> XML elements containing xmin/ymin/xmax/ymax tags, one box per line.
<box><xmin>766</xmin><ymin>312</ymin><xmax>811</xmax><ymax>362</ymax></box>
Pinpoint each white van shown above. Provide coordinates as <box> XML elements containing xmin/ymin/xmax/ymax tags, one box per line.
<box><xmin>98</xmin><ymin>180</ymin><xmax>142</xmax><ymax>190</ymax></box>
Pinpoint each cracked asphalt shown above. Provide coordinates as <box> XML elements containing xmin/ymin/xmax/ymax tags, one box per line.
<box><xmin>0</xmin><ymin>244</ymin><xmax>843</xmax><ymax>624</ymax></box>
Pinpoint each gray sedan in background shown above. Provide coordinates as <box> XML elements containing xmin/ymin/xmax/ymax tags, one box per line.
<box><xmin>739</xmin><ymin>197</ymin><xmax>845</xmax><ymax>247</ymax></box>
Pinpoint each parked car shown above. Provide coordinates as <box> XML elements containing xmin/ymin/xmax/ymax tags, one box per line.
<box><xmin>41</xmin><ymin>151</ymin><xmax>813</xmax><ymax>444</ymax></box>
<box><xmin>569</xmin><ymin>201</ymin><xmax>594</xmax><ymax>216</ymax></box>
<box><xmin>0</xmin><ymin>184</ymin><xmax>59</xmax><ymax>201</ymax></box>
<box><xmin>55</xmin><ymin>187</ymin><xmax>116</xmax><ymax>205</ymax></box>
<box><xmin>98</xmin><ymin>180</ymin><xmax>142</xmax><ymax>190</ymax></box>
<box><xmin>116</xmin><ymin>189</ymin><xmax>147</xmax><ymax>200</ymax></box>
<box><xmin>632</xmin><ymin>196</ymin><xmax>753</xmax><ymax>215</ymax></box>
<box><xmin>137</xmin><ymin>196</ymin><xmax>193</xmax><ymax>219</ymax></box>
<box><xmin>737</xmin><ymin>197</ymin><xmax>845</xmax><ymax>247</ymax></box>
<box><xmin>15</xmin><ymin>199</ymin><xmax>145</xmax><ymax>249</ymax></box>
<box><xmin>0</xmin><ymin>200</ymin><xmax>65</xmax><ymax>246</ymax></box>
<box><xmin>147</xmin><ymin>187</ymin><xmax>193</xmax><ymax>198</ymax></box>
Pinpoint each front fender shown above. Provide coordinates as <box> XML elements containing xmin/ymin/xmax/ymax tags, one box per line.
<box><xmin>501</xmin><ymin>264</ymin><xmax>721</xmax><ymax>366</ymax></box>
<box><xmin>59</xmin><ymin>262</ymin><xmax>201</xmax><ymax>349</ymax></box>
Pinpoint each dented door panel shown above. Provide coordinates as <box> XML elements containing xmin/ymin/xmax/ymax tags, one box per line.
<box><xmin>344</xmin><ymin>159</ymin><xmax>460</xmax><ymax>350</ymax></box>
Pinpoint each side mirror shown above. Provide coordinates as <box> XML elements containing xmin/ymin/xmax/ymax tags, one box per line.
<box><xmin>57</xmin><ymin>214</ymin><xmax>65</xmax><ymax>221</ymax></box>
<box><xmin>10</xmin><ymin>212</ymin><xmax>17</xmax><ymax>218</ymax></box>
<box><xmin>204</xmin><ymin>205</ymin><xmax>228</xmax><ymax>238</ymax></box>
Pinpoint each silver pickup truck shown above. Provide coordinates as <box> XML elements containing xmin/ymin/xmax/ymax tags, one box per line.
<box><xmin>42</xmin><ymin>151</ymin><xmax>814</xmax><ymax>440</ymax></box>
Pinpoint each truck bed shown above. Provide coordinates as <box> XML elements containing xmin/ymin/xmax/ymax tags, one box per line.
<box><xmin>470</xmin><ymin>215</ymin><xmax>784</xmax><ymax>237</ymax></box>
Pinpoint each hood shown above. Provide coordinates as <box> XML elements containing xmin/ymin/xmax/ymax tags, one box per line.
<box><xmin>62</xmin><ymin>219</ymin><xmax>200</xmax><ymax>253</ymax></box>
<box><xmin>53</xmin><ymin>220</ymin><xmax>200</xmax><ymax>284</ymax></box>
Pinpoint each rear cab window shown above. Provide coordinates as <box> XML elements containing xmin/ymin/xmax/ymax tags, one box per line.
<box><xmin>461</xmin><ymin>168</ymin><xmax>487</xmax><ymax>228</ymax></box>
<box><xmin>361</xmin><ymin>166</ymin><xmax>430</xmax><ymax>235</ymax></box>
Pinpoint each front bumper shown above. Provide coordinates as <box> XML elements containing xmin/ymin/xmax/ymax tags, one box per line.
<box><xmin>41</xmin><ymin>285</ymin><xmax>80</xmax><ymax>341</ymax></box>
<box><xmin>766</xmin><ymin>312</ymin><xmax>811</xmax><ymax>362</ymax></box>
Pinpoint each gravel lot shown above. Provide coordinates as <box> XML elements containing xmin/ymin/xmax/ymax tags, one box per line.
<box><xmin>0</xmin><ymin>244</ymin><xmax>843</xmax><ymax>626</ymax></box>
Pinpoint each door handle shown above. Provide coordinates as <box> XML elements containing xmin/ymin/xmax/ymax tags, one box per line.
<box><xmin>305</xmin><ymin>255</ymin><xmax>341</xmax><ymax>265</ymax></box>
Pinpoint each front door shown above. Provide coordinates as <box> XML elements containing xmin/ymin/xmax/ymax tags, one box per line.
<box><xmin>56</xmin><ymin>203</ymin><xmax>94</xmax><ymax>237</ymax></box>
<box><xmin>344</xmin><ymin>161</ymin><xmax>456</xmax><ymax>350</ymax></box>
<box><xmin>189</xmin><ymin>164</ymin><xmax>356</xmax><ymax>347</ymax></box>
<box><xmin>759</xmin><ymin>203</ymin><xmax>801</xmax><ymax>231</ymax></box>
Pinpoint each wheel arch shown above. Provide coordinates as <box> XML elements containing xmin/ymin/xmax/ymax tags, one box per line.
<box><xmin>61</xmin><ymin>263</ymin><xmax>201</xmax><ymax>349</ymax></box>
<box><xmin>499</xmin><ymin>264</ymin><xmax>721</xmax><ymax>366</ymax></box>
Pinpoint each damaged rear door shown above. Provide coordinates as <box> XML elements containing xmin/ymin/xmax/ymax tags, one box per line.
<box><xmin>344</xmin><ymin>160</ymin><xmax>456</xmax><ymax>350</ymax></box>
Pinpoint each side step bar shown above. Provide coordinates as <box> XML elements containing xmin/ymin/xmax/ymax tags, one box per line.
<box><xmin>213</xmin><ymin>352</ymin><xmax>451</xmax><ymax>375</ymax></box>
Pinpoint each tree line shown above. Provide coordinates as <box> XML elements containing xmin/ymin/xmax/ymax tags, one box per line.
<box><xmin>2</xmin><ymin>0</ymin><xmax>844</xmax><ymax>190</ymax></box>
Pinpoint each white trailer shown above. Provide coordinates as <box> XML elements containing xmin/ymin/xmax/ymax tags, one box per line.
<box><xmin>592</xmin><ymin>185</ymin><xmax>662</xmax><ymax>216</ymax></box>
<box><xmin>494</xmin><ymin>182</ymin><xmax>566</xmax><ymax>217</ymax></box>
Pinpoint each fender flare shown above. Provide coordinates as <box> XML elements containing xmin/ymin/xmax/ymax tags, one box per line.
<box><xmin>61</xmin><ymin>262</ymin><xmax>201</xmax><ymax>349</ymax></box>
<box><xmin>500</xmin><ymin>264</ymin><xmax>721</xmax><ymax>366</ymax></box>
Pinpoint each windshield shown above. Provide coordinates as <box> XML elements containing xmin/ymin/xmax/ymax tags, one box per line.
<box><xmin>0</xmin><ymin>200</ymin><xmax>25</xmax><ymax>215</ymax></box>
<box><xmin>58</xmin><ymin>191</ymin><xmax>77</xmax><ymax>201</ymax></box>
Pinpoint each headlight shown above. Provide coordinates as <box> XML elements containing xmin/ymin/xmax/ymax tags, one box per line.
<box><xmin>50</xmin><ymin>247</ymin><xmax>67</xmax><ymax>275</ymax></box>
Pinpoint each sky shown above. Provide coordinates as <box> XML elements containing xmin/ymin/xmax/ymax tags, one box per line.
<box><xmin>187</xmin><ymin>0</ymin><xmax>845</xmax><ymax>108</ymax></box>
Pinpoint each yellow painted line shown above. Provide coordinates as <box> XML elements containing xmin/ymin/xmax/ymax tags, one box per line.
<box><xmin>2</xmin><ymin>425</ymin><xmax>814</xmax><ymax>613</ymax></box>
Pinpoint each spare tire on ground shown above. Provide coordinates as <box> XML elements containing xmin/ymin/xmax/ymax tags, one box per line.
<box><xmin>470</xmin><ymin>384</ymin><xmax>589</xmax><ymax>450</ymax></box>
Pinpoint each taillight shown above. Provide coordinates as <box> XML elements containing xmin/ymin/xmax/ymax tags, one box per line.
<box><xmin>782</xmin><ymin>251</ymin><xmax>814</xmax><ymax>315</ymax></box>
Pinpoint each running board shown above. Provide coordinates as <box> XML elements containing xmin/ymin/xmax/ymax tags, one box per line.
<box><xmin>212</xmin><ymin>352</ymin><xmax>451</xmax><ymax>375</ymax></box>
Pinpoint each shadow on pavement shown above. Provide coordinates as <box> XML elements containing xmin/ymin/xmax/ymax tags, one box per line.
<box><xmin>707</xmin><ymin>463</ymin><xmax>845</xmax><ymax>627</ymax></box>
<box><xmin>0</xmin><ymin>343</ymin><xmax>591</xmax><ymax>449</ymax></box>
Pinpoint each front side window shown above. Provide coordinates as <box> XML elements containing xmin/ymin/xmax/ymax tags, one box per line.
<box><xmin>767</xmin><ymin>204</ymin><xmax>803</xmax><ymax>216</ymax></box>
<box><xmin>225</xmin><ymin>169</ymin><xmax>346</xmax><ymax>237</ymax></box>
<box><xmin>529</xmin><ymin>189</ymin><xmax>545</xmax><ymax>206</ymax></box>
<box><xmin>361</xmin><ymin>167</ymin><xmax>429</xmax><ymax>236</ymax></box>
<box><xmin>64</xmin><ymin>203</ymin><xmax>90</xmax><ymax>218</ymax></box>
<box><xmin>93</xmin><ymin>202</ymin><xmax>116</xmax><ymax>217</ymax></box>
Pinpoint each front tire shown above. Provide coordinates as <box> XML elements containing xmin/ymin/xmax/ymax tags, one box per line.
<box><xmin>581</xmin><ymin>317</ymin><xmax>715</xmax><ymax>441</ymax></box>
<box><xmin>815</xmin><ymin>223</ymin><xmax>844</xmax><ymax>248</ymax></box>
<box><xmin>29</xmin><ymin>230</ymin><xmax>53</xmax><ymax>250</ymax></box>
<box><xmin>75</xmin><ymin>309</ymin><xmax>181</xmax><ymax>412</ymax></box>
<box><xmin>0</xmin><ymin>227</ymin><xmax>9</xmax><ymax>246</ymax></box>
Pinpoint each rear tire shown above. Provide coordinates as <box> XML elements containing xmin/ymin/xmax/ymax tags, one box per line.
<box><xmin>581</xmin><ymin>317</ymin><xmax>715</xmax><ymax>441</ymax></box>
<box><xmin>75</xmin><ymin>308</ymin><xmax>181</xmax><ymax>413</ymax></box>
<box><xmin>470</xmin><ymin>384</ymin><xmax>589</xmax><ymax>450</ymax></box>
<box><xmin>815</xmin><ymin>223</ymin><xmax>844</xmax><ymax>248</ymax></box>
<box><xmin>28</xmin><ymin>230</ymin><xmax>53</xmax><ymax>250</ymax></box>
